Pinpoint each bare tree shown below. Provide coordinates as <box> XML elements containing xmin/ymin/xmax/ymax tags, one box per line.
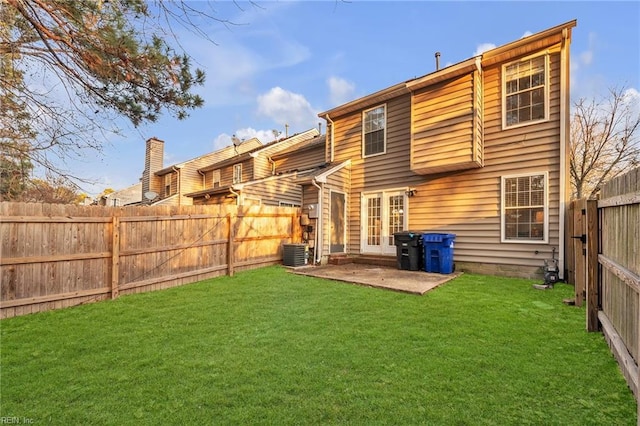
<box><xmin>0</xmin><ymin>1</ymin><xmax>250</xmax><ymax>193</ymax></box>
<box><xmin>570</xmin><ymin>86</ymin><xmax>640</xmax><ymax>199</ymax></box>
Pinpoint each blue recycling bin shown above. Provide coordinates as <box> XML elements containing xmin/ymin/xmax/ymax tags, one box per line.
<box><xmin>422</xmin><ymin>233</ymin><xmax>456</xmax><ymax>274</ymax></box>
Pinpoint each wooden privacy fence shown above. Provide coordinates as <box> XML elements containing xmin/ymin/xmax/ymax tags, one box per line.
<box><xmin>0</xmin><ymin>203</ymin><xmax>301</xmax><ymax>319</ymax></box>
<box><xmin>567</xmin><ymin>168</ymin><xmax>639</xmax><ymax>402</ymax></box>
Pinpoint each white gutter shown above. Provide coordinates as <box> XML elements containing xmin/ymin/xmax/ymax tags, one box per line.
<box><xmin>311</xmin><ymin>178</ymin><xmax>323</xmax><ymax>264</ymax></box>
<box><xmin>558</xmin><ymin>27</ymin><xmax>570</xmax><ymax>280</ymax></box>
<box><xmin>325</xmin><ymin>114</ymin><xmax>335</xmax><ymax>163</ymax></box>
<box><xmin>229</xmin><ymin>187</ymin><xmax>241</xmax><ymax>205</ymax></box>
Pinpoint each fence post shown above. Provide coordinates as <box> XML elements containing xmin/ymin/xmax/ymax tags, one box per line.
<box><xmin>227</xmin><ymin>213</ymin><xmax>235</xmax><ymax>277</ymax></box>
<box><xmin>111</xmin><ymin>216</ymin><xmax>120</xmax><ymax>299</ymax></box>
<box><xmin>291</xmin><ymin>211</ymin><xmax>301</xmax><ymax>243</ymax></box>
<box><xmin>586</xmin><ymin>200</ymin><xmax>599</xmax><ymax>331</ymax></box>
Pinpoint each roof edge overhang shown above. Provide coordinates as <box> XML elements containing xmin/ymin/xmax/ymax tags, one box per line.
<box><xmin>314</xmin><ymin>159</ymin><xmax>351</xmax><ymax>183</ymax></box>
<box><xmin>319</xmin><ymin>83</ymin><xmax>409</xmax><ymax>119</ymax></box>
<box><xmin>481</xmin><ymin>19</ymin><xmax>577</xmax><ymax>66</ymax></box>
<box><xmin>406</xmin><ymin>57</ymin><xmax>481</xmax><ymax>92</ymax></box>
<box><xmin>317</xmin><ymin>20</ymin><xmax>577</xmax><ymax>119</ymax></box>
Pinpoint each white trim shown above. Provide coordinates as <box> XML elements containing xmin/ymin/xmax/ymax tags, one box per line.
<box><xmin>211</xmin><ymin>169</ymin><xmax>221</xmax><ymax>188</ymax></box>
<box><xmin>501</xmin><ymin>171</ymin><xmax>549</xmax><ymax>244</ymax></box>
<box><xmin>233</xmin><ymin>164</ymin><xmax>242</xmax><ymax>184</ymax></box>
<box><xmin>315</xmin><ymin>159</ymin><xmax>351</xmax><ymax>183</ymax></box>
<box><xmin>558</xmin><ymin>29</ymin><xmax>570</xmax><ymax>279</ymax></box>
<box><xmin>501</xmin><ymin>52</ymin><xmax>550</xmax><ymax>130</ymax></box>
<box><xmin>279</xmin><ymin>201</ymin><xmax>301</xmax><ymax>207</ymax></box>
<box><xmin>329</xmin><ymin>189</ymin><xmax>347</xmax><ymax>254</ymax></box>
<box><xmin>360</xmin><ymin>188</ymin><xmax>409</xmax><ymax>255</ymax></box>
<box><xmin>362</xmin><ymin>104</ymin><xmax>387</xmax><ymax>158</ymax></box>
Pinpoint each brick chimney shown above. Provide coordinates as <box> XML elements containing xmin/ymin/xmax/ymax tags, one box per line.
<box><xmin>142</xmin><ymin>137</ymin><xmax>164</xmax><ymax>203</ymax></box>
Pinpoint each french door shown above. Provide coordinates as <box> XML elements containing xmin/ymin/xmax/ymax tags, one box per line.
<box><xmin>361</xmin><ymin>190</ymin><xmax>407</xmax><ymax>255</ymax></box>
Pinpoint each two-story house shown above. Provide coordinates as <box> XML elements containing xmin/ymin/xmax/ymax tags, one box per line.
<box><xmin>307</xmin><ymin>20</ymin><xmax>576</xmax><ymax>279</ymax></box>
<box><xmin>185</xmin><ymin>128</ymin><xmax>321</xmax><ymax>206</ymax></box>
<box><xmin>141</xmin><ymin>136</ymin><xmax>263</xmax><ymax>205</ymax></box>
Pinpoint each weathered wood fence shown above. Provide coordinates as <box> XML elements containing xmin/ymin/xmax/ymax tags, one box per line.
<box><xmin>566</xmin><ymin>168</ymin><xmax>639</xmax><ymax>403</ymax></box>
<box><xmin>1</xmin><ymin>203</ymin><xmax>301</xmax><ymax>319</ymax></box>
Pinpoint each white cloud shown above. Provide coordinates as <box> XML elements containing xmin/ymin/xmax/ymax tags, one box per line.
<box><xmin>213</xmin><ymin>128</ymin><xmax>278</xmax><ymax>149</ymax></box>
<box><xmin>521</xmin><ymin>31</ymin><xmax>533</xmax><ymax>38</ymax></box>
<box><xmin>256</xmin><ymin>87</ymin><xmax>319</xmax><ymax>131</ymax></box>
<box><xmin>580</xmin><ymin>51</ymin><xmax>593</xmax><ymax>66</ymax></box>
<box><xmin>327</xmin><ymin>76</ymin><xmax>355</xmax><ymax>107</ymax></box>
<box><xmin>473</xmin><ymin>43</ymin><xmax>496</xmax><ymax>57</ymax></box>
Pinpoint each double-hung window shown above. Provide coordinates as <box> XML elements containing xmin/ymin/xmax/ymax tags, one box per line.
<box><xmin>164</xmin><ymin>173</ymin><xmax>173</xmax><ymax>196</ymax></box>
<box><xmin>362</xmin><ymin>105</ymin><xmax>386</xmax><ymax>157</ymax></box>
<box><xmin>503</xmin><ymin>54</ymin><xmax>548</xmax><ymax>128</ymax></box>
<box><xmin>501</xmin><ymin>173</ymin><xmax>547</xmax><ymax>243</ymax></box>
<box><xmin>211</xmin><ymin>169</ymin><xmax>221</xmax><ymax>188</ymax></box>
<box><xmin>233</xmin><ymin>164</ymin><xmax>242</xmax><ymax>184</ymax></box>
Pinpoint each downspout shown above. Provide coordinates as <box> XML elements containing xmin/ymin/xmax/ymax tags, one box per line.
<box><xmin>311</xmin><ymin>178</ymin><xmax>323</xmax><ymax>264</ymax></box>
<box><xmin>198</xmin><ymin>170</ymin><xmax>206</xmax><ymax>187</ymax></box>
<box><xmin>229</xmin><ymin>187</ymin><xmax>241</xmax><ymax>206</ymax></box>
<box><xmin>325</xmin><ymin>114</ymin><xmax>335</xmax><ymax>163</ymax></box>
<box><xmin>267</xmin><ymin>156</ymin><xmax>276</xmax><ymax>175</ymax></box>
<box><xmin>172</xmin><ymin>166</ymin><xmax>181</xmax><ymax>206</ymax></box>
<box><xmin>558</xmin><ymin>27</ymin><xmax>570</xmax><ymax>280</ymax></box>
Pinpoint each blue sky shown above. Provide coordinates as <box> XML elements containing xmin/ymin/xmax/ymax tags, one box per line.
<box><xmin>77</xmin><ymin>1</ymin><xmax>640</xmax><ymax>196</ymax></box>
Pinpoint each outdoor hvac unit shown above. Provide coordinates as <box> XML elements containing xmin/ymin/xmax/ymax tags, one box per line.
<box><xmin>283</xmin><ymin>244</ymin><xmax>309</xmax><ymax>267</ymax></box>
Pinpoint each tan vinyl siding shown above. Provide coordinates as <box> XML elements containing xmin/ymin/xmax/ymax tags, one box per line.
<box><xmin>411</xmin><ymin>72</ymin><xmax>483</xmax><ymax>174</ymax></box>
<box><xmin>275</xmin><ymin>144</ymin><xmax>326</xmax><ymax>172</ymax></box>
<box><xmin>331</xmin><ymin>49</ymin><xmax>562</xmax><ymax>277</ymax></box>
<box><xmin>408</xmin><ymin>51</ymin><xmax>562</xmax><ymax>274</ymax></box>
<box><xmin>252</xmin><ymin>156</ymin><xmax>273</xmax><ymax>180</ymax></box>
<box><xmin>241</xmin><ymin>179</ymin><xmax>303</xmax><ymax>207</ymax></box>
<box><xmin>332</xmin><ymin>94</ymin><xmax>423</xmax><ymax>255</ymax></box>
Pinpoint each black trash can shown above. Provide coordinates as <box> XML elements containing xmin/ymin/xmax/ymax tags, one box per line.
<box><xmin>393</xmin><ymin>231</ymin><xmax>424</xmax><ymax>271</ymax></box>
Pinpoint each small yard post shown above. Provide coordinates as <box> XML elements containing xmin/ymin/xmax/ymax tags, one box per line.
<box><xmin>111</xmin><ymin>216</ymin><xmax>120</xmax><ymax>299</ymax></box>
<box><xmin>586</xmin><ymin>200</ymin><xmax>598</xmax><ymax>331</ymax></box>
<box><xmin>227</xmin><ymin>213</ymin><xmax>235</xmax><ymax>277</ymax></box>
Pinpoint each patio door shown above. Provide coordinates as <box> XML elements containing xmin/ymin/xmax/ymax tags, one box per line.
<box><xmin>361</xmin><ymin>190</ymin><xmax>407</xmax><ymax>255</ymax></box>
<box><xmin>330</xmin><ymin>190</ymin><xmax>346</xmax><ymax>253</ymax></box>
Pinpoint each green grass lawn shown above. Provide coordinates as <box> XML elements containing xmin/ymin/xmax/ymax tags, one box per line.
<box><xmin>1</xmin><ymin>266</ymin><xmax>636</xmax><ymax>425</ymax></box>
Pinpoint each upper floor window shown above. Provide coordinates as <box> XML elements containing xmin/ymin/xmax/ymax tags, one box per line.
<box><xmin>362</xmin><ymin>105</ymin><xmax>386</xmax><ymax>157</ymax></box>
<box><xmin>233</xmin><ymin>164</ymin><xmax>242</xmax><ymax>184</ymax></box>
<box><xmin>164</xmin><ymin>173</ymin><xmax>174</xmax><ymax>196</ymax></box>
<box><xmin>503</xmin><ymin>54</ymin><xmax>548</xmax><ymax>128</ymax></box>
<box><xmin>501</xmin><ymin>172</ymin><xmax>548</xmax><ymax>243</ymax></box>
<box><xmin>211</xmin><ymin>169</ymin><xmax>221</xmax><ymax>188</ymax></box>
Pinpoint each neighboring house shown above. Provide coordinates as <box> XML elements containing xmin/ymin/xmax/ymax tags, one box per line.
<box><xmin>141</xmin><ymin>136</ymin><xmax>263</xmax><ymax>205</ymax></box>
<box><xmin>308</xmin><ymin>20</ymin><xmax>577</xmax><ymax>279</ymax></box>
<box><xmin>186</xmin><ymin>128</ymin><xmax>321</xmax><ymax>206</ymax></box>
<box><xmin>98</xmin><ymin>182</ymin><xmax>143</xmax><ymax>206</ymax></box>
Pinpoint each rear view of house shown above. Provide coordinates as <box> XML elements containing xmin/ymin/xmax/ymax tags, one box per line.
<box><xmin>311</xmin><ymin>20</ymin><xmax>576</xmax><ymax>279</ymax></box>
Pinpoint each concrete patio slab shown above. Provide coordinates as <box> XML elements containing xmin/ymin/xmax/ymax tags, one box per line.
<box><xmin>290</xmin><ymin>263</ymin><xmax>462</xmax><ymax>295</ymax></box>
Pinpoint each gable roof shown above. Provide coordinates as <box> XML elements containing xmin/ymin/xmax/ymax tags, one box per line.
<box><xmin>155</xmin><ymin>138</ymin><xmax>263</xmax><ymax>176</ymax></box>
<box><xmin>198</xmin><ymin>128</ymin><xmax>320</xmax><ymax>172</ymax></box>
<box><xmin>318</xmin><ymin>19</ymin><xmax>577</xmax><ymax>119</ymax></box>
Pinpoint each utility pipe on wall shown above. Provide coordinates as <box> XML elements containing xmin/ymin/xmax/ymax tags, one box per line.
<box><xmin>311</xmin><ymin>178</ymin><xmax>323</xmax><ymax>264</ymax></box>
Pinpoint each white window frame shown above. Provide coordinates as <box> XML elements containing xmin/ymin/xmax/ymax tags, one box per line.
<box><xmin>279</xmin><ymin>201</ymin><xmax>301</xmax><ymax>207</ymax></box>
<box><xmin>502</xmin><ymin>53</ymin><xmax>550</xmax><ymax>130</ymax></box>
<box><xmin>164</xmin><ymin>173</ymin><xmax>173</xmax><ymax>196</ymax></box>
<box><xmin>501</xmin><ymin>172</ymin><xmax>549</xmax><ymax>244</ymax></box>
<box><xmin>233</xmin><ymin>164</ymin><xmax>242</xmax><ymax>184</ymax></box>
<box><xmin>360</xmin><ymin>188</ymin><xmax>408</xmax><ymax>255</ymax></box>
<box><xmin>362</xmin><ymin>104</ymin><xmax>387</xmax><ymax>158</ymax></box>
<box><xmin>211</xmin><ymin>169</ymin><xmax>221</xmax><ymax>188</ymax></box>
